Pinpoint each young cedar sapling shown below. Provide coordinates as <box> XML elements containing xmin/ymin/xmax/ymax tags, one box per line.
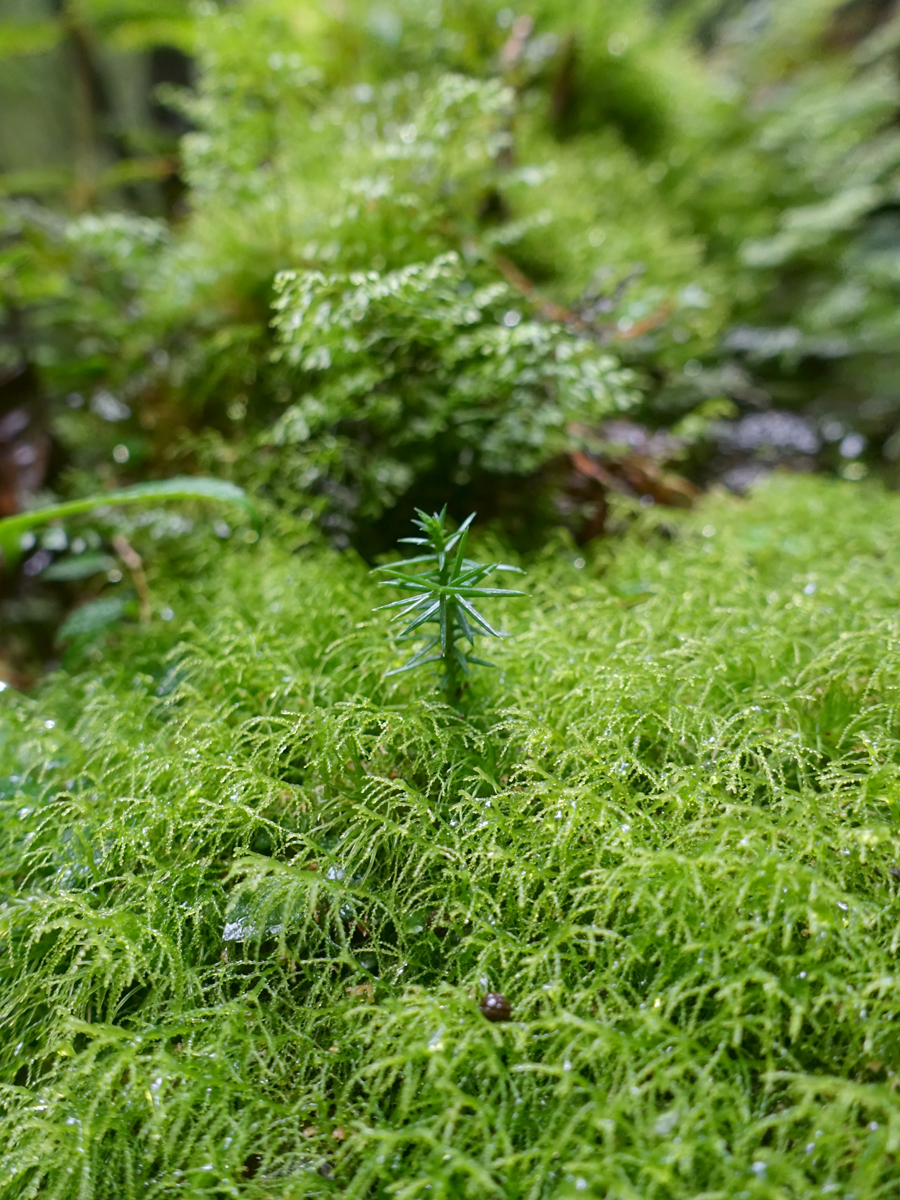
<box><xmin>373</xmin><ymin>508</ymin><xmax>525</xmax><ymax>701</ymax></box>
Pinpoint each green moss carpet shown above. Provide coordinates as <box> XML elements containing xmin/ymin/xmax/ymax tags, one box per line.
<box><xmin>3</xmin><ymin>474</ymin><xmax>900</xmax><ymax>1197</ymax></box>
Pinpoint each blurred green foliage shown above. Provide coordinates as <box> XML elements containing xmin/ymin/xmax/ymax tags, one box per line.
<box><xmin>267</xmin><ymin>252</ymin><xmax>636</xmax><ymax>534</ymax></box>
<box><xmin>0</xmin><ymin>0</ymin><xmax>193</xmax><ymax>206</ymax></box>
<box><xmin>5</xmin><ymin>0</ymin><xmax>900</xmax><ymax>554</ymax></box>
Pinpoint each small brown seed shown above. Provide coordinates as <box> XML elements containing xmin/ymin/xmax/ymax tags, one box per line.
<box><xmin>479</xmin><ymin>992</ymin><xmax>512</xmax><ymax>1022</ymax></box>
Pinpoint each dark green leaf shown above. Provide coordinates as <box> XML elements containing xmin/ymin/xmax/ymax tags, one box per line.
<box><xmin>57</xmin><ymin>597</ymin><xmax>126</xmax><ymax>640</ymax></box>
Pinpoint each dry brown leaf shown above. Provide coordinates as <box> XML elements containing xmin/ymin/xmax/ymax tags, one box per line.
<box><xmin>346</xmin><ymin>984</ymin><xmax>374</xmax><ymax>1001</ymax></box>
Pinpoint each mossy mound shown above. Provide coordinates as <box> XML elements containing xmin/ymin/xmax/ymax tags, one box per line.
<box><xmin>3</xmin><ymin>474</ymin><xmax>900</xmax><ymax>1197</ymax></box>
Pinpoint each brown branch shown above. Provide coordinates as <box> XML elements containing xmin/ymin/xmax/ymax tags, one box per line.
<box><xmin>62</xmin><ymin>0</ymin><xmax>139</xmax><ymax>208</ymax></box>
<box><xmin>569</xmin><ymin>450</ymin><xmax>630</xmax><ymax>494</ymax></box>
<box><xmin>615</xmin><ymin>301</ymin><xmax>674</xmax><ymax>341</ymax></box>
<box><xmin>492</xmin><ymin>254</ymin><xmax>588</xmax><ymax>328</ymax></box>
<box><xmin>493</xmin><ymin>255</ymin><xmax>674</xmax><ymax>344</ymax></box>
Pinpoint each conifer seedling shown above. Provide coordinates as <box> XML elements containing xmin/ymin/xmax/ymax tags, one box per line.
<box><xmin>374</xmin><ymin>508</ymin><xmax>525</xmax><ymax>698</ymax></box>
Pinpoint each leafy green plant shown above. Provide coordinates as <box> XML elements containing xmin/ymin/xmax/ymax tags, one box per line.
<box><xmin>374</xmin><ymin>507</ymin><xmax>525</xmax><ymax>699</ymax></box>
<box><xmin>268</xmin><ymin>254</ymin><xmax>637</xmax><ymax>534</ymax></box>
<box><xmin>0</xmin><ymin>477</ymin><xmax>256</xmax><ymax>571</ymax></box>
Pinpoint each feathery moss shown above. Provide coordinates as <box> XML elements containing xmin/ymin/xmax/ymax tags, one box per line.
<box><xmin>3</xmin><ymin>473</ymin><xmax>900</xmax><ymax>1197</ymax></box>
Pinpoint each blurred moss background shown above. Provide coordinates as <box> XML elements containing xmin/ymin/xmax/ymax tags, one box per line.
<box><xmin>4</xmin><ymin>0</ymin><xmax>900</xmax><ymax>678</ymax></box>
<box><xmin>0</xmin><ymin>0</ymin><xmax>193</xmax><ymax>208</ymax></box>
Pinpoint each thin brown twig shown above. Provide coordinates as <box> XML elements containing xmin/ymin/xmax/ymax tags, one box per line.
<box><xmin>492</xmin><ymin>254</ymin><xmax>585</xmax><ymax>327</ymax></box>
<box><xmin>569</xmin><ymin>450</ymin><xmax>631</xmax><ymax>495</ymax></box>
<box><xmin>493</xmin><ymin>254</ymin><xmax>673</xmax><ymax>343</ymax></box>
<box><xmin>112</xmin><ymin>534</ymin><xmax>151</xmax><ymax>625</ymax></box>
<box><xmin>616</xmin><ymin>301</ymin><xmax>674</xmax><ymax>341</ymax></box>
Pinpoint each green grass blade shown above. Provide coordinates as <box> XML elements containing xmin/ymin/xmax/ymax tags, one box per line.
<box><xmin>0</xmin><ymin>477</ymin><xmax>258</xmax><ymax>569</ymax></box>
